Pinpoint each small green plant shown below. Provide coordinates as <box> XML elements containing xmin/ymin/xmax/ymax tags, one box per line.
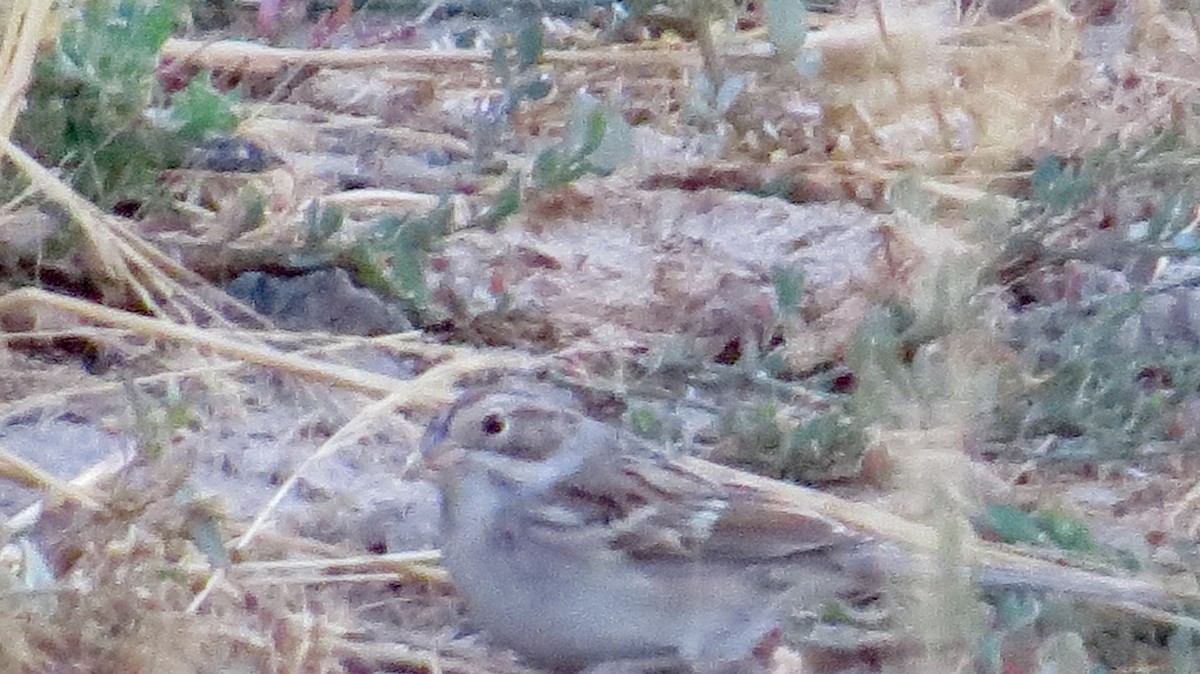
<box><xmin>1010</xmin><ymin>132</ymin><xmax>1198</xmax><ymax>258</ymax></box>
<box><xmin>990</xmin><ymin>132</ymin><xmax>1200</xmax><ymax>458</ymax></box>
<box><xmin>488</xmin><ymin>17</ymin><xmax>548</xmax><ymax>95</ymax></box>
<box><xmin>1029</xmin><ymin>155</ymin><xmax>1097</xmax><ymax>215</ymax></box>
<box><xmin>472</xmin><ymin>93</ymin><xmax>631</xmax><ymax>231</ymax></box>
<box><xmin>1009</xmin><ymin>291</ymin><xmax>1200</xmax><ymax>457</ymax></box>
<box><xmin>470</xmin><ymin>32</ymin><xmax>631</xmax><ymax>228</ymax></box>
<box><xmin>300</xmin><ymin>201</ymin><xmax>347</xmax><ymax>254</ymax></box>
<box><xmin>844</xmin><ymin>305</ymin><xmax>917</xmax><ymax>427</ymax></box>
<box><xmin>981</xmin><ymin>505</ymin><xmax>1094</xmax><ymax>552</ymax></box>
<box><xmin>628</xmin><ymin>405</ymin><xmax>667</xmax><ymax>441</ymax></box>
<box><xmin>124</xmin><ymin>378</ymin><xmax>197</xmax><ymax>463</ymax></box>
<box><xmin>362</xmin><ymin>203</ymin><xmax>452</xmax><ymax>307</ymax></box>
<box><xmin>718</xmin><ymin>402</ymin><xmax>865</xmax><ymax>482</ymax></box>
<box><xmin>476</xmin><ymin>174</ymin><xmax>522</xmax><ymax>231</ymax></box>
<box><xmin>170</xmin><ymin>75</ymin><xmax>239</xmax><ymax>143</ymax></box>
<box><xmin>626</xmin><ymin>0</ymin><xmax>741</xmax><ymax>112</ymax></box>
<box><xmin>472</xmin><ymin>16</ymin><xmax>551</xmax><ymax>170</ymax></box>
<box><xmin>532</xmin><ymin>93</ymin><xmax>632</xmax><ymax>189</ymax></box>
<box><xmin>14</xmin><ymin>0</ymin><xmax>238</xmax><ymax>212</ymax></box>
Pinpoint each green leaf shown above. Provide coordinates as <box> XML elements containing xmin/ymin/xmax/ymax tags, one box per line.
<box><xmin>186</xmin><ymin>503</ymin><xmax>232</xmax><ymax>569</ymax></box>
<box><xmin>532</xmin><ymin>94</ymin><xmax>631</xmax><ymax>189</ymax></box>
<box><xmin>764</xmin><ymin>0</ymin><xmax>808</xmax><ymax>56</ymax></box>
<box><xmin>370</xmin><ymin>204</ymin><xmax>452</xmax><ymax>304</ymax></box>
<box><xmin>784</xmin><ymin>412</ymin><xmax>863</xmax><ymax>476</ymax></box>
<box><xmin>1034</xmin><ymin>510</ymin><xmax>1094</xmax><ymax>552</ymax></box>
<box><xmin>140</xmin><ymin>0</ymin><xmax>182</xmax><ymax>48</ymax></box>
<box><xmin>567</xmin><ymin>93</ymin><xmax>632</xmax><ymax>173</ymax></box>
<box><xmin>819</xmin><ymin>601</ymin><xmax>853</xmax><ymax>624</ymax></box>
<box><xmin>587</xmin><ymin>110</ymin><xmax>632</xmax><ymax>173</ymax></box>
<box><xmin>1030</xmin><ymin>155</ymin><xmax>1093</xmax><ymax>214</ymax></box>
<box><xmin>715</xmin><ymin>73</ymin><xmax>747</xmax><ymax>116</ymax></box>
<box><xmin>482</xmin><ymin>175</ymin><xmax>522</xmax><ymax>229</ymax></box>
<box><xmin>171</xmin><ymin>75</ymin><xmax>239</xmax><ymax>141</ymax></box>
<box><xmin>579</xmin><ymin>108</ymin><xmax>608</xmax><ymax>158</ymax></box>
<box><xmin>391</xmin><ymin>247</ymin><xmax>428</xmax><ymax>304</ymax></box>
<box><xmin>490</xmin><ymin>44</ymin><xmax>512</xmax><ymax>83</ymax></box>
<box><xmin>982</xmin><ymin>505</ymin><xmax>1045</xmax><ymax>546</ymax></box>
<box><xmin>304</xmin><ymin>201</ymin><xmax>345</xmax><ymax>248</ymax></box>
<box><xmin>532</xmin><ymin>148</ymin><xmax>564</xmax><ymax>188</ymax></box>
<box><xmin>772</xmin><ymin>265</ymin><xmax>805</xmax><ymax>318</ymax></box>
<box><xmin>629</xmin><ymin>406</ymin><xmax>664</xmax><ymax>440</ymax></box>
<box><xmin>516</xmin><ymin>20</ymin><xmax>544</xmax><ymax>71</ymax></box>
<box><xmin>562</xmin><ymin>93</ymin><xmax>598</xmax><ymax>156</ymax></box>
<box><xmin>518</xmin><ymin>75</ymin><xmax>553</xmax><ymax>101</ymax></box>
<box><xmin>982</xmin><ymin>505</ymin><xmax>1094</xmax><ymax>553</ymax></box>
<box><xmin>17</xmin><ymin>539</ymin><xmax>55</xmax><ymax>593</ymax></box>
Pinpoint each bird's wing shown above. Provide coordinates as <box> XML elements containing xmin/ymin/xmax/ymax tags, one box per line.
<box><xmin>523</xmin><ymin>420</ymin><xmax>869</xmax><ymax>563</ymax></box>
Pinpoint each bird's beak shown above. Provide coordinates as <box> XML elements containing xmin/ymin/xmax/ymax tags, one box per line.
<box><xmin>421</xmin><ymin>443</ymin><xmax>468</xmax><ymax>476</ymax></box>
<box><xmin>409</xmin><ymin>410</ymin><xmax>465</xmax><ymax>481</ymax></box>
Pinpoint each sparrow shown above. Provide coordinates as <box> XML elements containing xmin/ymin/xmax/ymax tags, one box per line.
<box><xmin>418</xmin><ymin>377</ymin><xmax>1200</xmax><ymax>674</ymax></box>
<box><xmin>420</xmin><ymin>381</ymin><xmax>882</xmax><ymax>672</ymax></box>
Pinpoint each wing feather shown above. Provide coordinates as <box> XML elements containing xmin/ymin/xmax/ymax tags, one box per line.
<box><xmin>519</xmin><ymin>417</ymin><xmax>868</xmax><ymax>563</ymax></box>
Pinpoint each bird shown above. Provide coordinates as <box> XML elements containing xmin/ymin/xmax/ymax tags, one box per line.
<box><xmin>417</xmin><ymin>378</ymin><xmax>1200</xmax><ymax>674</ymax></box>
<box><xmin>419</xmin><ymin>380</ymin><xmax>885</xmax><ymax>672</ymax></box>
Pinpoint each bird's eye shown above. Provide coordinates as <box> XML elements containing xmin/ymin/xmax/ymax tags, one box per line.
<box><xmin>480</xmin><ymin>413</ymin><xmax>506</xmax><ymax>435</ymax></box>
